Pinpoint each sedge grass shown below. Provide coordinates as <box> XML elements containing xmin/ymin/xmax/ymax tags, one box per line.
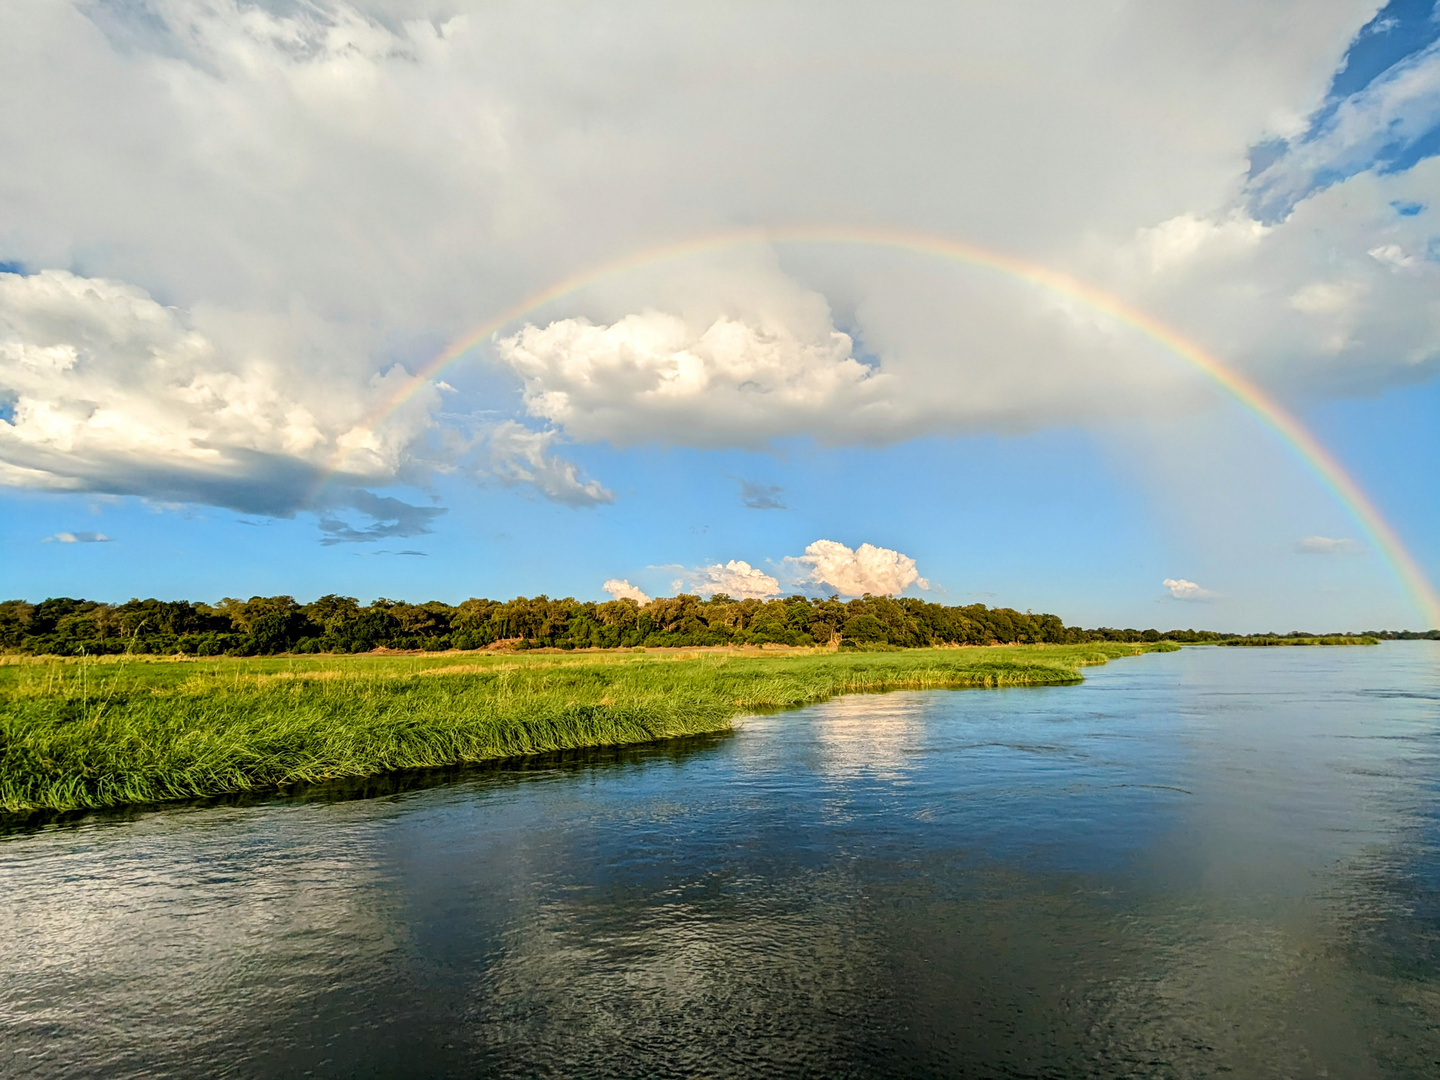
<box><xmin>0</xmin><ymin>643</ymin><xmax>1169</xmax><ymax>814</ymax></box>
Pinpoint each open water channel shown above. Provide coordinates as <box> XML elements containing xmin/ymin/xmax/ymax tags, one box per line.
<box><xmin>2</xmin><ymin>644</ymin><xmax>1438</xmax><ymax>1078</ymax></box>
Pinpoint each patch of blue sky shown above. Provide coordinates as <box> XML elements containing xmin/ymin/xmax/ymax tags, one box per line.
<box><xmin>1321</xmin><ymin>0</ymin><xmax>1439</xmax><ymax>115</ymax></box>
<box><xmin>1246</xmin><ymin>0</ymin><xmax>1440</xmax><ymax>222</ymax></box>
<box><xmin>1392</xmin><ymin>198</ymin><xmax>1427</xmax><ymax>214</ymax></box>
<box><xmin>0</xmin><ymin>260</ymin><xmax>27</xmax><ymax>276</ymax></box>
<box><xmin>1245</xmin><ymin>138</ymin><xmax>1289</xmax><ymax>181</ymax></box>
<box><xmin>1302</xmin><ymin>377</ymin><xmax>1440</xmax><ymax>606</ymax></box>
<box><xmin>0</xmin><ymin>428</ymin><xmax>1156</xmax><ymax>621</ymax></box>
<box><xmin>1377</xmin><ymin>120</ymin><xmax>1440</xmax><ymax>173</ymax></box>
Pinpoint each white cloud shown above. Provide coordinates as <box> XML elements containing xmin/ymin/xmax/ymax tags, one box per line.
<box><xmin>677</xmin><ymin>560</ymin><xmax>780</xmax><ymax>600</ymax></box>
<box><xmin>602</xmin><ymin>578</ymin><xmax>650</xmax><ymax>603</ymax></box>
<box><xmin>787</xmin><ymin>539</ymin><xmax>929</xmax><ymax>597</ymax></box>
<box><xmin>1294</xmin><ymin>535</ymin><xmax>1362</xmax><ymax>555</ymax></box>
<box><xmin>0</xmin><ymin>267</ymin><xmax>446</xmax><ymax>531</ymax></box>
<box><xmin>44</xmin><ymin>531</ymin><xmax>110</xmax><ymax>543</ymax></box>
<box><xmin>1096</xmin><ymin>160</ymin><xmax>1440</xmax><ymax>398</ymax></box>
<box><xmin>496</xmin><ymin>310</ymin><xmax>886</xmax><ymax>448</ymax></box>
<box><xmin>1288</xmin><ymin>279</ymin><xmax>1367</xmax><ymax>315</ymax></box>
<box><xmin>1163</xmin><ymin>577</ymin><xmax>1214</xmax><ymax>600</ymax></box>
<box><xmin>1135</xmin><ymin>212</ymin><xmax>1269</xmax><ymax>274</ymax></box>
<box><xmin>482</xmin><ymin>422</ymin><xmax>612</xmax><ymax>506</ymax></box>
<box><xmin>1368</xmin><ymin>243</ymin><xmax>1419</xmax><ymax>271</ymax></box>
<box><xmin>0</xmin><ymin>0</ymin><xmax>1429</xmax><ymax>506</ymax></box>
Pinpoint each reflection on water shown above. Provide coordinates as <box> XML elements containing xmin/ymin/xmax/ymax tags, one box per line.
<box><xmin>2</xmin><ymin>644</ymin><xmax>1438</xmax><ymax>1078</ymax></box>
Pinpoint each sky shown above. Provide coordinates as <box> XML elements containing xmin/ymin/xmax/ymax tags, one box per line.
<box><xmin>1</xmin><ymin>0</ymin><xmax>1437</xmax><ymax>631</ymax></box>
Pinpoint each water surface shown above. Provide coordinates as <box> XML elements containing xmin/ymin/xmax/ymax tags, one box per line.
<box><xmin>3</xmin><ymin>644</ymin><xmax>1438</xmax><ymax>1078</ymax></box>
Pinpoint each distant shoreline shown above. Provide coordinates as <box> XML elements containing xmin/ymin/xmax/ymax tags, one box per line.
<box><xmin>3</xmin><ymin>593</ymin><xmax>1426</xmax><ymax>659</ymax></box>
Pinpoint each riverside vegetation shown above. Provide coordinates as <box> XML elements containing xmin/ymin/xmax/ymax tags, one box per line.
<box><xmin>0</xmin><ymin>644</ymin><xmax>1171</xmax><ymax>815</ymax></box>
<box><xmin>0</xmin><ymin>592</ymin><xmax>1406</xmax><ymax>657</ymax></box>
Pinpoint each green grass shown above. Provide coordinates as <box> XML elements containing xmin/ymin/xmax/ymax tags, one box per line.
<box><xmin>0</xmin><ymin>643</ymin><xmax>1171</xmax><ymax>815</ymax></box>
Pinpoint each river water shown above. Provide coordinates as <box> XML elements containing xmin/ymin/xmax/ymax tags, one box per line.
<box><xmin>2</xmin><ymin>644</ymin><xmax>1438</xmax><ymax>1078</ymax></box>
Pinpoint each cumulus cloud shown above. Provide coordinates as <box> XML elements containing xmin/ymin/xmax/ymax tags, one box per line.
<box><xmin>496</xmin><ymin>311</ymin><xmax>887</xmax><ymax>448</ymax></box>
<box><xmin>677</xmin><ymin>560</ymin><xmax>781</xmax><ymax>600</ymax></box>
<box><xmin>1294</xmin><ymin>535</ymin><xmax>1363</xmax><ymax>555</ymax></box>
<box><xmin>44</xmin><ymin>531</ymin><xmax>110</xmax><ymax>543</ymax></box>
<box><xmin>602</xmin><ymin>578</ymin><xmax>651</xmax><ymax>603</ymax></box>
<box><xmin>0</xmin><ymin>266</ymin><xmax>446</xmax><ymax>535</ymax></box>
<box><xmin>482</xmin><ymin>422</ymin><xmax>613</xmax><ymax>506</ymax></box>
<box><xmin>786</xmin><ymin>539</ymin><xmax>929</xmax><ymax>597</ymax></box>
<box><xmin>1163</xmin><ymin>578</ymin><xmax>1215</xmax><ymax>600</ymax></box>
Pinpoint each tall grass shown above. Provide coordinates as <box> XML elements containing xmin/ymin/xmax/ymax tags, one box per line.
<box><xmin>0</xmin><ymin>643</ymin><xmax>1167</xmax><ymax>814</ymax></box>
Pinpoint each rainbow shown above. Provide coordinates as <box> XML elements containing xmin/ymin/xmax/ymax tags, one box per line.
<box><xmin>325</xmin><ymin>225</ymin><xmax>1440</xmax><ymax>628</ymax></box>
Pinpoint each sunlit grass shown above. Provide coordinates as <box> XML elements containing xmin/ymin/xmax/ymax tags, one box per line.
<box><xmin>0</xmin><ymin>643</ymin><xmax>1170</xmax><ymax>814</ymax></box>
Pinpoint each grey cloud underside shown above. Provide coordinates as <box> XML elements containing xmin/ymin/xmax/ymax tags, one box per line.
<box><xmin>318</xmin><ymin>504</ymin><xmax>440</xmax><ymax>544</ymax></box>
<box><xmin>316</xmin><ymin>488</ymin><xmax>445</xmax><ymax>545</ymax></box>
<box><xmin>0</xmin><ymin>441</ymin><xmax>334</xmax><ymax>515</ymax></box>
<box><xmin>3</xmin><ymin>440</ymin><xmax>441</xmax><ymax>541</ymax></box>
<box><xmin>740</xmin><ymin>481</ymin><xmax>786</xmax><ymax>510</ymax></box>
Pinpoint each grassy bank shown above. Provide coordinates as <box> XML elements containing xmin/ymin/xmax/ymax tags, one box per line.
<box><xmin>0</xmin><ymin>643</ymin><xmax>1170</xmax><ymax>815</ymax></box>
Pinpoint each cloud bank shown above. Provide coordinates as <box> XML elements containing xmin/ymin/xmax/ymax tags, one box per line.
<box><xmin>0</xmin><ymin>266</ymin><xmax>445</xmax><ymax>536</ymax></box>
<box><xmin>1</xmin><ymin>0</ymin><xmax>1434</xmax><ymax>522</ymax></box>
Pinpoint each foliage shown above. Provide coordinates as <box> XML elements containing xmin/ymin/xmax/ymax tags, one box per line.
<box><xmin>0</xmin><ymin>595</ymin><xmax>1420</xmax><ymax>659</ymax></box>
<box><xmin>0</xmin><ymin>593</ymin><xmax>1088</xmax><ymax>656</ymax></box>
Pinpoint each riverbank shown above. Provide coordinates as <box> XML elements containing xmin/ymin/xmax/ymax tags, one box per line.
<box><xmin>0</xmin><ymin>643</ymin><xmax>1169</xmax><ymax>815</ymax></box>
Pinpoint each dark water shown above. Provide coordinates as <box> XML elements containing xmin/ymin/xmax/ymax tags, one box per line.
<box><xmin>3</xmin><ymin>645</ymin><xmax>1439</xmax><ymax>1079</ymax></box>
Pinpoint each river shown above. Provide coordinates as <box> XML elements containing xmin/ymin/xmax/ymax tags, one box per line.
<box><xmin>3</xmin><ymin>643</ymin><xmax>1438</xmax><ymax>1078</ymax></box>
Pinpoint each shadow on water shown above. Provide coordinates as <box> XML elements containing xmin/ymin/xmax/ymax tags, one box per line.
<box><xmin>0</xmin><ymin>729</ymin><xmax>736</xmax><ymax>838</ymax></box>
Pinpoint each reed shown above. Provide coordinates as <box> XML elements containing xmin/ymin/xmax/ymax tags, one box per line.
<box><xmin>0</xmin><ymin>643</ymin><xmax>1167</xmax><ymax>814</ymax></box>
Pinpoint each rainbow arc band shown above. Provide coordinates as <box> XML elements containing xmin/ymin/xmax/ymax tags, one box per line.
<box><xmin>322</xmin><ymin>225</ymin><xmax>1440</xmax><ymax>628</ymax></box>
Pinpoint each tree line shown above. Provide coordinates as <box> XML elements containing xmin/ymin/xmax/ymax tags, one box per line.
<box><xmin>0</xmin><ymin>594</ymin><xmax>1424</xmax><ymax>657</ymax></box>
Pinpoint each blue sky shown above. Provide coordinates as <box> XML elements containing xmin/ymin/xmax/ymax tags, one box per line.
<box><xmin>1</xmin><ymin>0</ymin><xmax>1437</xmax><ymax>630</ymax></box>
